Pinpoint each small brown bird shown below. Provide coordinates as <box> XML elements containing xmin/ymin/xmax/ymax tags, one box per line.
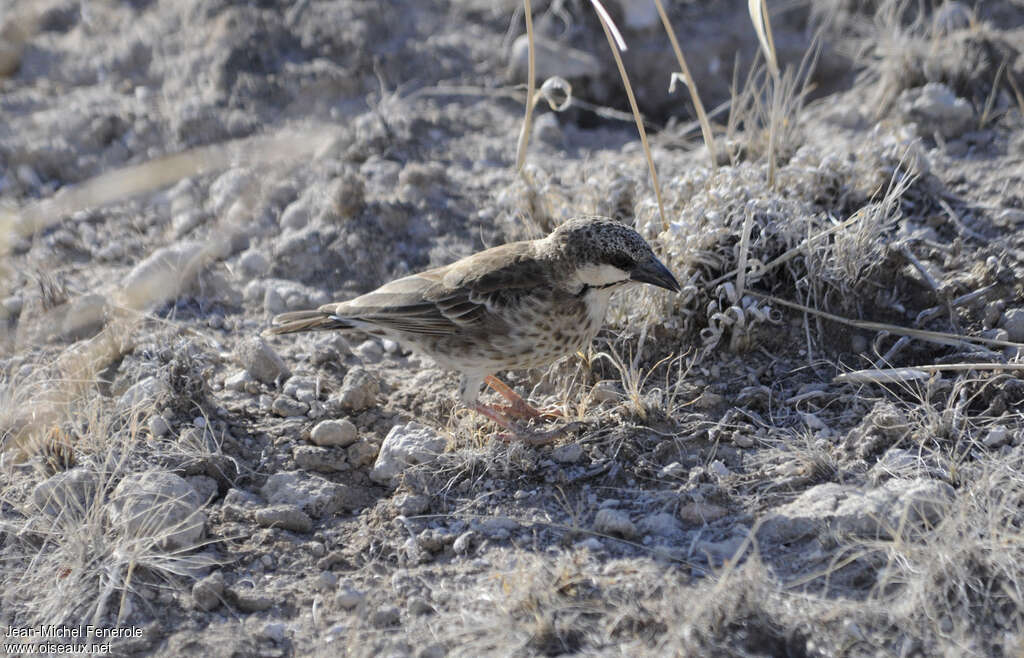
<box><xmin>269</xmin><ymin>216</ymin><xmax>679</xmax><ymax>444</ymax></box>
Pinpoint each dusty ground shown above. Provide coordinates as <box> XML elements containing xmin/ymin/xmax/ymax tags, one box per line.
<box><xmin>3</xmin><ymin>0</ymin><xmax>1024</xmax><ymax>656</ymax></box>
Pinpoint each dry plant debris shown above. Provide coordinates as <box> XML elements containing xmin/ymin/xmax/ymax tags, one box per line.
<box><xmin>2</xmin><ymin>0</ymin><xmax>1024</xmax><ymax>655</ymax></box>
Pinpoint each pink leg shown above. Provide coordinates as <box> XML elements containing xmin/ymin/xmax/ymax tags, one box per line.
<box><xmin>484</xmin><ymin>375</ymin><xmax>562</xmax><ymax>420</ymax></box>
<box><xmin>471</xmin><ymin>402</ymin><xmax>578</xmax><ymax>446</ymax></box>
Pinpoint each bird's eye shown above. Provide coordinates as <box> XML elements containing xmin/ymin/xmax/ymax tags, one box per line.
<box><xmin>610</xmin><ymin>254</ymin><xmax>635</xmax><ymax>271</ymax></box>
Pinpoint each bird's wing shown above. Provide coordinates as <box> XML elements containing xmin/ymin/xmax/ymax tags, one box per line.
<box><xmin>322</xmin><ymin>242</ymin><xmax>553</xmax><ymax>336</ymax></box>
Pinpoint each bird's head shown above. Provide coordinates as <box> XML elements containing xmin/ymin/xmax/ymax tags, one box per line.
<box><xmin>547</xmin><ymin>216</ymin><xmax>680</xmax><ymax>294</ymax></box>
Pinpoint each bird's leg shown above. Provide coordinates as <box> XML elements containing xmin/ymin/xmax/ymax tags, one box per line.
<box><xmin>471</xmin><ymin>402</ymin><xmax>577</xmax><ymax>446</ymax></box>
<box><xmin>484</xmin><ymin>375</ymin><xmax>562</xmax><ymax>420</ymax></box>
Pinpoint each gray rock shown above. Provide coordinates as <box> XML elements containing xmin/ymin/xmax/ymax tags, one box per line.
<box><xmin>999</xmin><ymin>308</ymin><xmax>1024</xmax><ymax>343</ymax></box>
<box><xmin>223</xmin><ymin>487</ymin><xmax>262</xmax><ymax>507</ymax></box>
<box><xmin>261</xmin><ymin>471</ymin><xmax>358</xmax><ymax>518</ymax></box>
<box><xmin>224</xmin><ymin>370</ymin><xmax>255</xmax><ymax>392</ymax></box>
<box><xmin>347</xmin><ymin>440</ymin><xmax>379</xmax><ymax>468</ymax></box>
<box><xmin>335</xmin><ymin>367</ymin><xmax>379</xmax><ymax>411</ymax></box>
<box><xmin>186</xmin><ymin>475</ymin><xmax>219</xmax><ymax>503</ymax></box>
<box><xmin>452</xmin><ymin>530</ymin><xmax>475</xmax><ymax>555</ymax></box>
<box><xmin>283</xmin><ymin>375</ymin><xmax>319</xmax><ymax>403</ymax></box>
<box><xmin>409</xmin><ymin>597</ymin><xmax>435</xmax><ymax>616</ymax></box>
<box><xmin>395</xmin><ymin>493</ymin><xmax>430</xmax><ymax>516</ymax></box>
<box><xmin>335</xmin><ymin>587</ymin><xmax>365</xmax><ymax>610</ymax></box>
<box><xmin>192</xmin><ymin>571</ymin><xmax>225</xmax><ymax>611</ymax></box>
<box><xmin>280</xmin><ymin>195</ymin><xmax>312</xmax><ymax>230</ymax></box>
<box><xmin>868</xmin><ymin>448</ymin><xmax>923</xmax><ymax>484</ymax></box>
<box><xmin>708</xmin><ymin>460</ymin><xmax>730</xmax><ymax>478</ymax></box>
<box><xmin>272</xmin><ymin>396</ymin><xmax>308</xmax><ymax>417</ymax></box>
<box><xmin>758</xmin><ymin>478</ymin><xmax>956</xmax><ymax>544</ymax></box>
<box><xmin>148</xmin><ymin>415</ymin><xmax>171</xmax><ymax>437</ymax></box>
<box><xmin>993</xmin><ymin>209</ymin><xmax>1024</xmax><ymax>228</ymax></box>
<box><xmin>551</xmin><ymin>443</ymin><xmax>583</xmax><ymax>464</ymax></box>
<box><xmin>353</xmin><ymin>339</ymin><xmax>384</xmax><ymax>363</ymax></box>
<box><xmin>230</xmin><ymin>587</ymin><xmax>273</xmax><ymax>612</ymax></box>
<box><xmin>237</xmin><ymin>249</ymin><xmax>270</xmax><ymax>278</ymax></box>
<box><xmin>293</xmin><ymin>445</ymin><xmax>348</xmax><ymax>472</ymax></box>
<box><xmin>310</xmin><ymin>419</ymin><xmax>358</xmax><ymax>447</ymax></box>
<box><xmin>261</xmin><ymin>622</ymin><xmax>286</xmax><ymax>643</ymax></box>
<box><xmin>254</xmin><ymin>504</ymin><xmax>313</xmax><ymax>533</ymax></box>
<box><xmin>261</xmin><ymin>278</ymin><xmax>330</xmax><ymax>315</ymax></box>
<box><xmin>32</xmin><ymin>467</ymin><xmax>99</xmax><ymax>517</ymax></box>
<box><xmin>316</xmin><ymin>570</ymin><xmax>339</xmax><ymax>591</ymax></box>
<box><xmin>108</xmin><ymin>471</ymin><xmax>206</xmax><ymax>550</ymax></box>
<box><xmin>593</xmin><ymin>508</ymin><xmax>637</xmax><ymax>539</ymax></box>
<box><xmin>118</xmin><ymin>376</ymin><xmax>170</xmax><ymax>411</ymax></box>
<box><xmin>898</xmin><ymin>83</ymin><xmax>973</xmax><ymax>138</ymax></box>
<box><xmin>370</xmin><ymin>423</ymin><xmax>447</xmax><ymax>486</ymax></box>
<box><xmin>638</xmin><ymin>512</ymin><xmax>684</xmax><ymax>540</ymax></box>
<box><xmin>372</xmin><ymin>605</ymin><xmax>401</xmax><ymax>627</ymax></box>
<box><xmin>984</xmin><ymin>427</ymin><xmax>1009</xmax><ymax>449</ymax></box>
<box><xmin>235</xmin><ymin>337</ymin><xmax>290</xmax><ymax>384</ymax></box>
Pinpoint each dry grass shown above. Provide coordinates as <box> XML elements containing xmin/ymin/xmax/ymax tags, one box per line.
<box><xmin>0</xmin><ymin>402</ymin><xmax>220</xmax><ymax>630</ymax></box>
<box><xmin>2</xmin><ymin>0</ymin><xmax>1024</xmax><ymax>654</ymax></box>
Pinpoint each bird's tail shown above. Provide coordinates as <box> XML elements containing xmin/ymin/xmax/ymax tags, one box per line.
<box><xmin>267</xmin><ymin>310</ymin><xmax>353</xmax><ymax>334</ymax></box>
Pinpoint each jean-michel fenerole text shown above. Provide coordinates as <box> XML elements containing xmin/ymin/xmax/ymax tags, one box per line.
<box><xmin>5</xmin><ymin>625</ymin><xmax>143</xmax><ymax>638</ymax></box>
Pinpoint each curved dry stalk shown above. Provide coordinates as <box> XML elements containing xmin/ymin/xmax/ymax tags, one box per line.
<box><xmin>514</xmin><ymin>0</ymin><xmax>536</xmax><ymax>173</ymax></box>
<box><xmin>654</xmin><ymin>0</ymin><xmax>718</xmax><ymax>168</ymax></box>
<box><xmin>588</xmin><ymin>0</ymin><xmax>668</xmax><ymax>232</ymax></box>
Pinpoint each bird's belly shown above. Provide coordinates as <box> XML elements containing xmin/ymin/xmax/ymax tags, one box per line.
<box><xmin>393</xmin><ymin>288</ymin><xmax>611</xmax><ymax>373</ymax></box>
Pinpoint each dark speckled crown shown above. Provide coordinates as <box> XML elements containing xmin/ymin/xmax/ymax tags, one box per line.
<box><xmin>549</xmin><ymin>216</ymin><xmax>654</xmax><ymax>270</ymax></box>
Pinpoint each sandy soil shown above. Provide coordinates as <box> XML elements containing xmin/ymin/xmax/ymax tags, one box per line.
<box><xmin>3</xmin><ymin>1</ymin><xmax>1024</xmax><ymax>656</ymax></box>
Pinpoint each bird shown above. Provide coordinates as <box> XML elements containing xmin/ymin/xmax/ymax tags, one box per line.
<box><xmin>268</xmin><ymin>215</ymin><xmax>680</xmax><ymax>444</ymax></box>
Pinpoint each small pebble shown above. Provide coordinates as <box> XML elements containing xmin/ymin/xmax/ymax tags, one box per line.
<box><xmin>593</xmin><ymin>508</ymin><xmax>637</xmax><ymax>539</ymax></box>
<box><xmin>551</xmin><ymin>443</ymin><xmax>583</xmax><ymax>464</ymax></box>
<box><xmin>317</xmin><ymin>571</ymin><xmax>339</xmax><ymax>591</ymax></box>
<box><xmin>452</xmin><ymin>531</ymin><xmax>475</xmax><ymax>555</ymax></box>
<box><xmin>347</xmin><ymin>440</ymin><xmax>379</xmax><ymax>468</ymax></box>
<box><xmin>148</xmin><ymin>415</ymin><xmax>171</xmax><ymax>438</ymax></box>
<box><xmin>310</xmin><ymin>419</ymin><xmax>358</xmax><ymax>447</ymax></box>
<box><xmin>335</xmin><ymin>588</ymin><xmax>365</xmax><ymax>610</ymax></box>
<box><xmin>261</xmin><ymin>622</ymin><xmax>286</xmax><ymax>643</ymax></box>
<box><xmin>1000</xmin><ymin>308</ymin><xmax>1024</xmax><ymax>342</ymax></box>
<box><xmin>192</xmin><ymin>571</ymin><xmax>224</xmax><ymax>611</ymax></box>
<box><xmin>709</xmin><ymin>460</ymin><xmax>730</xmax><ymax>478</ymax></box>
<box><xmin>372</xmin><ymin>605</ymin><xmax>401</xmax><ymax>627</ymax></box>
<box><xmin>254</xmin><ymin>504</ymin><xmax>313</xmax><ymax>533</ymax></box>
<box><xmin>733</xmin><ymin>435</ymin><xmax>754</xmax><ymax>449</ymax></box>
<box><xmin>272</xmin><ymin>396</ymin><xmax>309</xmax><ymax>417</ymax></box>
<box><xmin>984</xmin><ymin>427</ymin><xmax>1009</xmax><ymax>449</ymax></box>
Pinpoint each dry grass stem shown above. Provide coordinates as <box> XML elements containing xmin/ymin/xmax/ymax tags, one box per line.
<box><xmin>655</xmin><ymin>0</ymin><xmax>718</xmax><ymax>168</ymax></box>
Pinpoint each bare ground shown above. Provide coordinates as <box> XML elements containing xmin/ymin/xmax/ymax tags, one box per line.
<box><xmin>3</xmin><ymin>1</ymin><xmax>1024</xmax><ymax>656</ymax></box>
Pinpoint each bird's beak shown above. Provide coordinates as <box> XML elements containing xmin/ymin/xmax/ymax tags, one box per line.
<box><xmin>630</xmin><ymin>256</ymin><xmax>680</xmax><ymax>293</ymax></box>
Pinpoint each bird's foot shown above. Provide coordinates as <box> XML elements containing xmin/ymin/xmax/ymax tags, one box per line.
<box><xmin>500</xmin><ymin>421</ymin><xmax>584</xmax><ymax>446</ymax></box>
<box><xmin>472</xmin><ymin>402</ymin><xmax>579</xmax><ymax>445</ymax></box>
<box><xmin>484</xmin><ymin>375</ymin><xmax>561</xmax><ymax>420</ymax></box>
